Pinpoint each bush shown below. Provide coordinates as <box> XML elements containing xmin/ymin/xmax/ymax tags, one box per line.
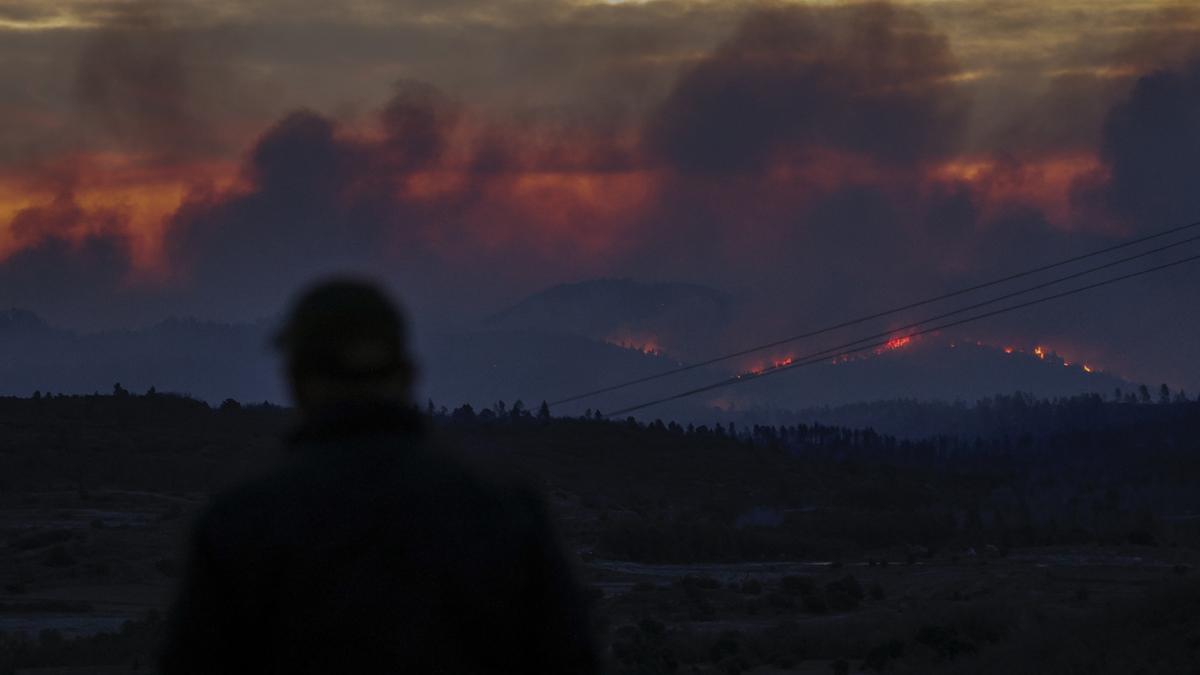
<box><xmin>825</xmin><ymin>575</ymin><xmax>865</xmax><ymax>611</ymax></box>
<box><xmin>1127</xmin><ymin>529</ymin><xmax>1157</xmax><ymax>546</ymax></box>
<box><xmin>780</xmin><ymin>575</ymin><xmax>816</xmax><ymax>594</ymax></box>
<box><xmin>0</xmin><ymin>611</ymin><xmax>164</xmax><ymax>672</ymax></box>
<box><xmin>914</xmin><ymin>624</ymin><xmax>977</xmax><ymax>661</ymax></box>
<box><xmin>611</xmin><ymin>619</ymin><xmax>678</xmax><ymax>674</ymax></box>
<box><xmin>42</xmin><ymin>545</ymin><xmax>76</xmax><ymax>567</ymax></box>
<box><xmin>801</xmin><ymin>589</ymin><xmax>828</xmax><ymax>613</ymax></box>
<box><xmin>767</xmin><ymin>592</ymin><xmax>796</xmax><ymax>611</ymax></box>
<box><xmin>14</xmin><ymin>529</ymin><xmax>73</xmax><ymax>550</ymax></box>
<box><xmin>679</xmin><ymin>575</ymin><xmax>722</xmax><ymax>591</ymax></box>
<box><xmin>863</xmin><ymin>639</ymin><xmax>905</xmax><ymax>672</ymax></box>
<box><xmin>709</xmin><ymin>631</ymin><xmax>740</xmax><ymax>662</ymax></box>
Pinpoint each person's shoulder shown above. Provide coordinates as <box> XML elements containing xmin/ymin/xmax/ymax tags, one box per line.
<box><xmin>188</xmin><ymin>460</ymin><xmax>311</xmax><ymax>552</ymax></box>
<box><xmin>460</xmin><ymin>453</ymin><xmax>544</xmax><ymax>513</ymax></box>
<box><xmin>416</xmin><ymin>435</ymin><xmax>526</xmax><ymax>488</ymax></box>
<box><xmin>408</xmin><ymin>436</ymin><xmax>548</xmax><ymax>520</ymax></box>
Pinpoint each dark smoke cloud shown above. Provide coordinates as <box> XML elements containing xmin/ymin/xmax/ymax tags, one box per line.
<box><xmin>971</xmin><ymin>4</ymin><xmax>1200</xmax><ymax>160</ymax></box>
<box><xmin>1020</xmin><ymin>55</ymin><xmax>1200</xmax><ymax>388</ymax></box>
<box><xmin>73</xmin><ymin>4</ymin><xmax>248</xmax><ymax>161</ymax></box>
<box><xmin>1</xmin><ymin>1</ymin><xmax>1199</xmax><ymax>391</ymax></box>
<box><xmin>7</xmin><ymin>184</ymin><xmax>93</xmax><ymax>247</ymax></box>
<box><xmin>623</xmin><ymin>3</ymin><xmax>976</xmax><ymax>316</ymax></box>
<box><xmin>165</xmin><ymin>110</ymin><xmax>389</xmax><ymax>319</ymax></box>
<box><xmin>164</xmin><ymin>82</ymin><xmax>464</xmax><ymax>320</ymax></box>
<box><xmin>1093</xmin><ymin>58</ymin><xmax>1200</xmax><ymax>227</ymax></box>
<box><xmin>379</xmin><ymin>80</ymin><xmax>457</xmax><ymax>172</ymax></box>
<box><xmin>645</xmin><ymin>3</ymin><xmax>968</xmax><ymax>173</ymax></box>
<box><xmin>616</xmin><ymin>4</ymin><xmax>1198</xmax><ymax>390</ymax></box>
<box><xmin>0</xmin><ymin>189</ymin><xmax>137</xmax><ymax>327</ymax></box>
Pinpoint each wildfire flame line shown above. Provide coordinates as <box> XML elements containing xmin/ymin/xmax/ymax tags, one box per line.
<box><xmin>730</xmin><ymin>335</ymin><xmax>1101</xmax><ymax>381</ymax></box>
<box><xmin>734</xmin><ymin>333</ymin><xmax>916</xmax><ymax>379</ymax></box>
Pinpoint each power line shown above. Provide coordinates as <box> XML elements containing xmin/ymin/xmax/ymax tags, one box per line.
<box><xmin>604</xmin><ymin>252</ymin><xmax>1200</xmax><ymax>417</ymax></box>
<box><xmin>551</xmin><ymin>219</ymin><xmax>1200</xmax><ymax>407</ymax></box>
<box><xmin>611</xmin><ymin>231</ymin><xmax>1200</xmax><ymax>399</ymax></box>
<box><xmin>705</xmin><ymin>231</ymin><xmax>1200</xmax><ymax>378</ymax></box>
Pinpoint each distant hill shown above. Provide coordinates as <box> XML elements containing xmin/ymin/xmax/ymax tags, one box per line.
<box><xmin>416</xmin><ymin>328</ymin><xmax>688</xmax><ymax>411</ymax></box>
<box><xmin>0</xmin><ymin>310</ymin><xmax>283</xmax><ymax>403</ymax></box>
<box><xmin>0</xmin><ymin>307</ymin><xmax>680</xmax><ymax>410</ymax></box>
<box><xmin>0</xmin><ymin>284</ymin><xmax>1138</xmax><ymax>427</ymax></box>
<box><xmin>484</xmin><ymin>279</ymin><xmax>732</xmax><ymax>359</ymax></box>
<box><xmin>689</xmin><ymin>335</ymin><xmax>1131</xmax><ymax>412</ymax></box>
<box><xmin>0</xmin><ymin>308</ymin><xmax>53</xmax><ymax>333</ymax></box>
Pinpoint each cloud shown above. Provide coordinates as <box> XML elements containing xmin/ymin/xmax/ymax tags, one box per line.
<box><xmin>72</xmin><ymin>4</ymin><xmax>244</xmax><ymax>161</ymax></box>
<box><xmin>1092</xmin><ymin>58</ymin><xmax>1200</xmax><ymax>227</ymax></box>
<box><xmin>645</xmin><ymin>3</ymin><xmax>969</xmax><ymax>173</ymax></box>
<box><xmin>162</xmin><ymin>81</ymin><xmax>465</xmax><ymax>320</ymax></box>
<box><xmin>0</xmin><ymin>189</ymin><xmax>139</xmax><ymax>327</ymax></box>
<box><xmin>1</xmin><ymin>0</ymin><xmax>1198</xmax><ymax>389</ymax></box>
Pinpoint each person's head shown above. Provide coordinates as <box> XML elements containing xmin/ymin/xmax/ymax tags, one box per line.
<box><xmin>275</xmin><ymin>279</ymin><xmax>416</xmax><ymax>414</ymax></box>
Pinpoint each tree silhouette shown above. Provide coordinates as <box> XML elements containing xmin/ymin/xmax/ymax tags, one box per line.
<box><xmin>450</xmin><ymin>403</ymin><xmax>476</xmax><ymax>424</ymax></box>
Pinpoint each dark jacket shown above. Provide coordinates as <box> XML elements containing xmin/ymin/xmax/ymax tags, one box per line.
<box><xmin>161</xmin><ymin>402</ymin><xmax>597</xmax><ymax>674</ymax></box>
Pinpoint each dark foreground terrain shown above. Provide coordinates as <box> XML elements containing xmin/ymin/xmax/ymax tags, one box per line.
<box><xmin>1</xmin><ymin>392</ymin><xmax>1199</xmax><ymax>673</ymax></box>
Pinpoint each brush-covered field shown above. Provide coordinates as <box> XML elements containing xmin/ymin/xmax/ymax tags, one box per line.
<box><xmin>2</xmin><ymin>393</ymin><xmax>1199</xmax><ymax>674</ymax></box>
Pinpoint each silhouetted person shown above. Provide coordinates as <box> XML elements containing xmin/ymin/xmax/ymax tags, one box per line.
<box><xmin>161</xmin><ymin>280</ymin><xmax>597</xmax><ymax>674</ymax></box>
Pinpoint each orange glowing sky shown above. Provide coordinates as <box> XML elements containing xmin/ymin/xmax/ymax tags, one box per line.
<box><xmin>0</xmin><ymin>0</ymin><xmax>1199</xmax><ymax>391</ymax></box>
<box><xmin>1</xmin><ymin>0</ymin><xmax>1194</xmax><ymax>273</ymax></box>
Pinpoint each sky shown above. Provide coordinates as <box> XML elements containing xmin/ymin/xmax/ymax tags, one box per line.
<box><xmin>0</xmin><ymin>0</ymin><xmax>1199</xmax><ymax>389</ymax></box>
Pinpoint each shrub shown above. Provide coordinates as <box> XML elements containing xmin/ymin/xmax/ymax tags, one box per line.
<box><xmin>14</xmin><ymin>529</ymin><xmax>73</xmax><ymax>550</ymax></box>
<box><xmin>863</xmin><ymin>639</ymin><xmax>905</xmax><ymax>672</ymax></box>
<box><xmin>825</xmin><ymin>575</ymin><xmax>865</xmax><ymax>611</ymax></box>
<box><xmin>800</xmin><ymin>589</ymin><xmax>828</xmax><ymax>613</ymax></box>
<box><xmin>780</xmin><ymin>575</ymin><xmax>816</xmax><ymax>594</ymax></box>
<box><xmin>767</xmin><ymin>592</ymin><xmax>796</xmax><ymax>611</ymax></box>
<box><xmin>708</xmin><ymin>631</ymin><xmax>740</xmax><ymax>662</ymax></box>
<box><xmin>914</xmin><ymin>624</ymin><xmax>977</xmax><ymax>661</ymax></box>
<box><xmin>679</xmin><ymin>575</ymin><xmax>722</xmax><ymax>590</ymax></box>
<box><xmin>42</xmin><ymin>545</ymin><xmax>76</xmax><ymax>567</ymax></box>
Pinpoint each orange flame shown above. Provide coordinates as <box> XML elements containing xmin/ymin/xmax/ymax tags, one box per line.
<box><xmin>995</xmin><ymin>341</ymin><xmax>1101</xmax><ymax>374</ymax></box>
<box><xmin>871</xmin><ymin>335</ymin><xmax>913</xmax><ymax>356</ymax></box>
<box><xmin>606</xmin><ymin>333</ymin><xmax>663</xmax><ymax>356</ymax></box>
